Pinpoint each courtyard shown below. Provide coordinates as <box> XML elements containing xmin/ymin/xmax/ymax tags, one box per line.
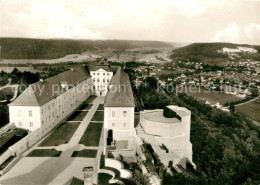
<box><xmin>0</xmin><ymin>96</ymin><xmax>105</xmax><ymax>185</ymax></box>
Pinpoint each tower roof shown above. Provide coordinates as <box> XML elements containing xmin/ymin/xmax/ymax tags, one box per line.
<box><xmin>104</xmin><ymin>67</ymin><xmax>135</xmax><ymax>107</ymax></box>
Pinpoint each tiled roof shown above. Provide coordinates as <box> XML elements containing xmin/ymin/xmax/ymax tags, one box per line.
<box><xmin>9</xmin><ymin>67</ymin><xmax>90</xmax><ymax>106</ymax></box>
<box><xmin>104</xmin><ymin>67</ymin><xmax>135</xmax><ymax>107</ymax></box>
<box><xmin>90</xmin><ymin>60</ymin><xmax>113</xmax><ymax>72</ymax></box>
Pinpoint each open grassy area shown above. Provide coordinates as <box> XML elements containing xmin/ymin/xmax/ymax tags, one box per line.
<box><xmin>79</xmin><ymin>122</ymin><xmax>103</xmax><ymax>146</ymax></box>
<box><xmin>78</xmin><ymin>103</ymin><xmax>93</xmax><ymax>110</ymax></box>
<box><xmin>67</xmin><ymin>111</ymin><xmax>88</xmax><ymax>121</ymax></box>
<box><xmin>91</xmin><ymin>111</ymin><xmax>104</xmax><ymax>122</ymax></box>
<box><xmin>71</xmin><ymin>149</ymin><xmax>97</xmax><ymax>158</ymax></box>
<box><xmin>179</xmin><ymin>86</ymin><xmax>243</xmax><ymax>105</ymax></box>
<box><xmin>86</xmin><ymin>95</ymin><xmax>97</xmax><ymax>104</ymax></box>
<box><xmin>97</xmin><ymin>104</ymin><xmax>104</xmax><ymax>110</ymax></box>
<box><xmin>39</xmin><ymin>122</ymin><xmax>80</xmax><ymax>146</ymax></box>
<box><xmin>98</xmin><ymin>173</ymin><xmax>118</xmax><ymax>185</ymax></box>
<box><xmin>27</xmin><ymin>149</ymin><xmax>61</xmax><ymax>157</ymax></box>
<box><xmin>236</xmin><ymin>99</ymin><xmax>260</xmax><ymax>123</ymax></box>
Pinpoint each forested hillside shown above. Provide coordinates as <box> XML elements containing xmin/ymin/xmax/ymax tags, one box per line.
<box><xmin>0</xmin><ymin>38</ymin><xmax>171</xmax><ymax>59</ymax></box>
<box><xmin>136</xmin><ymin>77</ymin><xmax>260</xmax><ymax>185</ymax></box>
<box><xmin>170</xmin><ymin>43</ymin><xmax>260</xmax><ymax>63</ymax></box>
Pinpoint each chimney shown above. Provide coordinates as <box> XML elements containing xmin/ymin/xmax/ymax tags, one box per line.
<box><xmin>83</xmin><ymin>166</ymin><xmax>94</xmax><ymax>185</ymax></box>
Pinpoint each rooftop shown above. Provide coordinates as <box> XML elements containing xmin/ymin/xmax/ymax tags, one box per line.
<box><xmin>167</xmin><ymin>105</ymin><xmax>190</xmax><ymax>117</ymax></box>
<box><xmin>90</xmin><ymin>60</ymin><xmax>113</xmax><ymax>72</ymax></box>
<box><xmin>9</xmin><ymin>67</ymin><xmax>90</xmax><ymax>106</ymax></box>
<box><xmin>104</xmin><ymin>67</ymin><xmax>135</xmax><ymax>107</ymax></box>
<box><xmin>143</xmin><ymin>111</ymin><xmax>180</xmax><ymax>124</ymax></box>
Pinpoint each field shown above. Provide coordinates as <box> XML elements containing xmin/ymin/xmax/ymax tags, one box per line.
<box><xmin>66</xmin><ymin>111</ymin><xmax>88</xmax><ymax>121</ymax></box>
<box><xmin>27</xmin><ymin>149</ymin><xmax>61</xmax><ymax>157</ymax></box>
<box><xmin>79</xmin><ymin>122</ymin><xmax>103</xmax><ymax>146</ymax></box>
<box><xmin>91</xmin><ymin>111</ymin><xmax>104</xmax><ymax>122</ymax></box>
<box><xmin>39</xmin><ymin>122</ymin><xmax>80</xmax><ymax>146</ymax></box>
<box><xmin>178</xmin><ymin>86</ymin><xmax>243</xmax><ymax>105</ymax></box>
<box><xmin>236</xmin><ymin>99</ymin><xmax>260</xmax><ymax>123</ymax></box>
<box><xmin>71</xmin><ymin>149</ymin><xmax>97</xmax><ymax>158</ymax></box>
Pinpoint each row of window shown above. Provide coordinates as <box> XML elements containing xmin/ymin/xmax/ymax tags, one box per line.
<box><xmin>93</xmin><ymin>78</ymin><xmax>110</xmax><ymax>83</ymax></box>
<box><xmin>92</xmin><ymin>72</ymin><xmax>110</xmax><ymax>76</ymax></box>
<box><xmin>19</xmin><ymin>122</ymin><xmax>33</xmax><ymax>127</ymax></box>
<box><xmin>112</xmin><ymin>111</ymin><xmax>127</xmax><ymax>117</ymax></box>
<box><xmin>112</xmin><ymin>122</ymin><xmax>127</xmax><ymax>127</ymax></box>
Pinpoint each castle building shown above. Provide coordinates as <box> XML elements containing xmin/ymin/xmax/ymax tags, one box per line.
<box><xmin>90</xmin><ymin>60</ymin><xmax>113</xmax><ymax>96</ymax></box>
<box><xmin>8</xmin><ymin>67</ymin><xmax>93</xmax><ymax>132</ymax></box>
<box><xmin>104</xmin><ymin>67</ymin><xmax>135</xmax><ymax>153</ymax></box>
<box><xmin>138</xmin><ymin>105</ymin><xmax>193</xmax><ymax>167</ymax></box>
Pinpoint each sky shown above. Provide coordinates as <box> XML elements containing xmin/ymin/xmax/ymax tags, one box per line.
<box><xmin>0</xmin><ymin>0</ymin><xmax>259</xmax><ymax>45</ymax></box>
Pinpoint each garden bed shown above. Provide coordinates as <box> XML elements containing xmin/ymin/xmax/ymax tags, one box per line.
<box><xmin>79</xmin><ymin>122</ymin><xmax>103</xmax><ymax>146</ymax></box>
<box><xmin>86</xmin><ymin>95</ymin><xmax>97</xmax><ymax>104</ymax></box>
<box><xmin>27</xmin><ymin>149</ymin><xmax>62</xmax><ymax>157</ymax></box>
<box><xmin>39</xmin><ymin>122</ymin><xmax>80</xmax><ymax>146</ymax></box>
<box><xmin>71</xmin><ymin>149</ymin><xmax>97</xmax><ymax>158</ymax></box>
<box><xmin>91</xmin><ymin>111</ymin><xmax>104</xmax><ymax>122</ymax></box>
<box><xmin>67</xmin><ymin>111</ymin><xmax>88</xmax><ymax>121</ymax></box>
<box><xmin>78</xmin><ymin>103</ymin><xmax>93</xmax><ymax>110</ymax></box>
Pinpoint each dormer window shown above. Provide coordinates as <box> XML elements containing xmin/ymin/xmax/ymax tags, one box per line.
<box><xmin>61</xmin><ymin>81</ymin><xmax>68</xmax><ymax>89</ymax></box>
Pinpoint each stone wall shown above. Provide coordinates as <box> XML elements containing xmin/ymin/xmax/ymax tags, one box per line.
<box><xmin>0</xmin><ymin>123</ymin><xmax>15</xmax><ymax>137</ymax></box>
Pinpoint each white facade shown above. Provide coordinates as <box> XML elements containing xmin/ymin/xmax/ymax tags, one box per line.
<box><xmin>9</xmin><ymin>78</ymin><xmax>93</xmax><ymax>132</ymax></box>
<box><xmin>90</xmin><ymin>68</ymin><xmax>113</xmax><ymax>96</ymax></box>
<box><xmin>104</xmin><ymin>107</ymin><xmax>135</xmax><ymax>140</ymax></box>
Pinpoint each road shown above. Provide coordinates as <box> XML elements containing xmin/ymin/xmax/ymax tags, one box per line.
<box><xmin>235</xmin><ymin>96</ymin><xmax>260</xmax><ymax>107</ymax></box>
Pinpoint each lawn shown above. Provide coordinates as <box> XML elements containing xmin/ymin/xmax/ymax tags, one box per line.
<box><xmin>39</xmin><ymin>122</ymin><xmax>80</xmax><ymax>146</ymax></box>
<box><xmin>27</xmin><ymin>149</ymin><xmax>61</xmax><ymax>157</ymax></box>
<box><xmin>79</xmin><ymin>122</ymin><xmax>103</xmax><ymax>146</ymax></box>
<box><xmin>236</xmin><ymin>99</ymin><xmax>260</xmax><ymax>123</ymax></box>
<box><xmin>71</xmin><ymin>149</ymin><xmax>97</xmax><ymax>158</ymax></box>
<box><xmin>178</xmin><ymin>86</ymin><xmax>243</xmax><ymax>105</ymax></box>
<box><xmin>86</xmin><ymin>95</ymin><xmax>97</xmax><ymax>104</ymax></box>
<box><xmin>98</xmin><ymin>173</ymin><xmax>115</xmax><ymax>185</ymax></box>
<box><xmin>97</xmin><ymin>104</ymin><xmax>104</xmax><ymax>110</ymax></box>
<box><xmin>67</xmin><ymin>111</ymin><xmax>88</xmax><ymax>121</ymax></box>
<box><xmin>91</xmin><ymin>111</ymin><xmax>104</xmax><ymax>122</ymax></box>
<box><xmin>78</xmin><ymin>103</ymin><xmax>93</xmax><ymax>110</ymax></box>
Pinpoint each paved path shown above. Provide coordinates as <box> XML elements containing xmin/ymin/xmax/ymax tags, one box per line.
<box><xmin>0</xmin><ymin>96</ymin><xmax>105</xmax><ymax>185</ymax></box>
<box><xmin>235</xmin><ymin>96</ymin><xmax>260</xmax><ymax>107</ymax></box>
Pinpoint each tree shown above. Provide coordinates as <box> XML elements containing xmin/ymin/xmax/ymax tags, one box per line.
<box><xmin>229</xmin><ymin>103</ymin><xmax>235</xmax><ymax>113</ymax></box>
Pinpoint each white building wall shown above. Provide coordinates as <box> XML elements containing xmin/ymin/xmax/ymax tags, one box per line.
<box><xmin>104</xmin><ymin>107</ymin><xmax>135</xmax><ymax>141</ymax></box>
<box><xmin>9</xmin><ymin>78</ymin><xmax>93</xmax><ymax>132</ymax></box>
<box><xmin>90</xmin><ymin>69</ymin><xmax>113</xmax><ymax>96</ymax></box>
<box><xmin>9</xmin><ymin>106</ymin><xmax>41</xmax><ymax>131</ymax></box>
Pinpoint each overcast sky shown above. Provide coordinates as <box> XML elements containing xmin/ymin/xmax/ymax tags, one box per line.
<box><xmin>0</xmin><ymin>0</ymin><xmax>259</xmax><ymax>45</ymax></box>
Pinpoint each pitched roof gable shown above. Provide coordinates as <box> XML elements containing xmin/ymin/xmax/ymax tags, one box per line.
<box><xmin>9</xmin><ymin>67</ymin><xmax>90</xmax><ymax>106</ymax></box>
<box><xmin>104</xmin><ymin>67</ymin><xmax>135</xmax><ymax>107</ymax></box>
